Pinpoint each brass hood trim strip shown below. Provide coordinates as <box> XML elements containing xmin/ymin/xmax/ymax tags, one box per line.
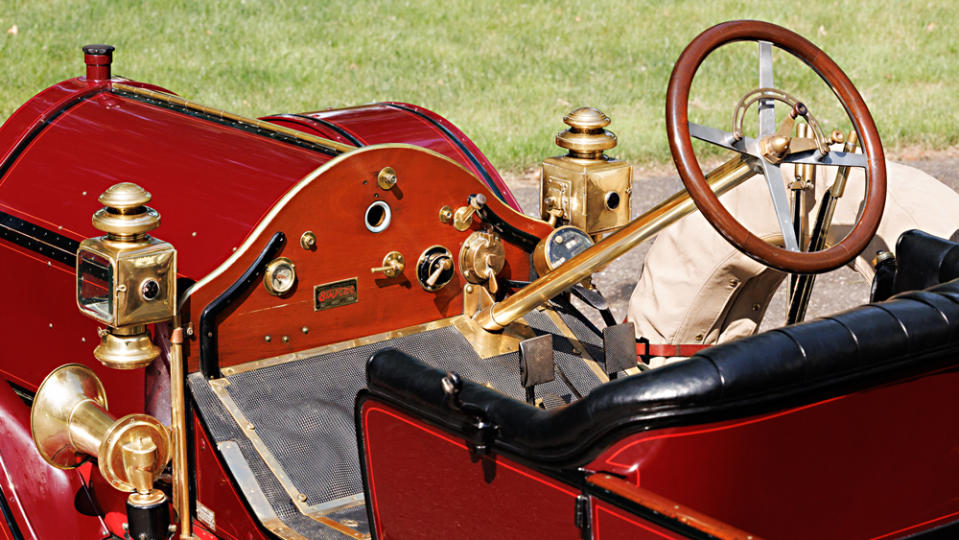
<box><xmin>111</xmin><ymin>83</ymin><xmax>355</xmax><ymax>155</ymax></box>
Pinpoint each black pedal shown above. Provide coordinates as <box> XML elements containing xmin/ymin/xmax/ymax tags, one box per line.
<box><xmin>518</xmin><ymin>334</ymin><xmax>555</xmax><ymax>405</ymax></box>
<box><xmin>602</xmin><ymin>323</ymin><xmax>637</xmax><ymax>379</ymax></box>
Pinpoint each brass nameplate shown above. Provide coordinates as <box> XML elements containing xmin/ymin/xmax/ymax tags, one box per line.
<box><xmin>313</xmin><ymin>278</ymin><xmax>358</xmax><ymax>311</ymax></box>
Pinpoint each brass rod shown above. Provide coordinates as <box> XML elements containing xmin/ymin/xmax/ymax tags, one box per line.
<box><xmin>111</xmin><ymin>83</ymin><xmax>356</xmax><ymax>155</ymax></box>
<box><xmin>169</xmin><ymin>326</ymin><xmax>194</xmax><ymax>539</ymax></box>
<box><xmin>788</xmin><ymin>123</ymin><xmax>815</xmax><ymax>302</ymax></box>
<box><xmin>787</xmin><ymin>130</ymin><xmax>859</xmax><ymax>324</ymax></box>
<box><xmin>476</xmin><ymin>156</ymin><xmax>756</xmax><ymax>331</ymax></box>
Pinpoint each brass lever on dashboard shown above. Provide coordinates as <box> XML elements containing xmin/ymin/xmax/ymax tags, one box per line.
<box><xmin>425</xmin><ymin>256</ymin><xmax>453</xmax><ymax>288</ymax></box>
<box><xmin>371</xmin><ymin>250</ymin><xmax>405</xmax><ymax>278</ymax></box>
<box><xmin>453</xmin><ymin>194</ymin><xmax>487</xmax><ymax>232</ymax></box>
<box><xmin>483</xmin><ymin>259</ymin><xmax>499</xmax><ymax>294</ymax></box>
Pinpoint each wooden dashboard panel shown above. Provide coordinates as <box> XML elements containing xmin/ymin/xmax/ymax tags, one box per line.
<box><xmin>181</xmin><ymin>144</ymin><xmax>551</xmax><ymax>372</ymax></box>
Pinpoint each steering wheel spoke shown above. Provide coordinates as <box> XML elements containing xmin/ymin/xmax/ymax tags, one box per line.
<box><xmin>758</xmin><ymin>40</ymin><xmax>776</xmax><ymax>138</ymax></box>
<box><xmin>758</xmin><ymin>160</ymin><xmax>800</xmax><ymax>251</ymax></box>
<box><xmin>689</xmin><ymin>122</ymin><xmax>761</xmax><ymax>158</ymax></box>
<box><xmin>780</xmin><ymin>149</ymin><xmax>868</xmax><ymax>168</ymax></box>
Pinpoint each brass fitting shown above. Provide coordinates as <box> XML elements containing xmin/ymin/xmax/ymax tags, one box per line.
<box><xmin>540</xmin><ymin>107</ymin><xmax>632</xmax><ymax>235</ymax></box>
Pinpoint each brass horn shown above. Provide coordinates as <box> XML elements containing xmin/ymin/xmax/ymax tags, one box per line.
<box><xmin>30</xmin><ymin>364</ymin><xmax>171</xmax><ymax>493</ymax></box>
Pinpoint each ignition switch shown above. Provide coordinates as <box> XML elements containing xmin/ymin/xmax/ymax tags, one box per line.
<box><xmin>459</xmin><ymin>232</ymin><xmax>505</xmax><ymax>294</ymax></box>
<box><xmin>417</xmin><ymin>246</ymin><xmax>455</xmax><ymax>292</ymax></box>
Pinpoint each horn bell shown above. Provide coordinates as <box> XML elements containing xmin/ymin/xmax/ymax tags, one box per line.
<box><xmin>30</xmin><ymin>364</ymin><xmax>171</xmax><ymax>492</ymax></box>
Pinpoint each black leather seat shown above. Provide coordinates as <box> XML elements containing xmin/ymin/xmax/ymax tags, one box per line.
<box><xmin>367</xmin><ymin>276</ymin><xmax>959</xmax><ymax>466</ymax></box>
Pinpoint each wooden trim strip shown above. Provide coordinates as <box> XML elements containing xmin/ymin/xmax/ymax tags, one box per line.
<box><xmin>587</xmin><ymin>473</ymin><xmax>762</xmax><ymax>540</ymax></box>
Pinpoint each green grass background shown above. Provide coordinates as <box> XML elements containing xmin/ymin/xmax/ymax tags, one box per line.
<box><xmin>1</xmin><ymin>0</ymin><xmax>956</xmax><ymax>171</ymax></box>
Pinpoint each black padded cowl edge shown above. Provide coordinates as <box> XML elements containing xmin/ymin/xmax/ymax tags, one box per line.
<box><xmin>368</xmin><ymin>277</ymin><xmax>959</xmax><ymax>465</ymax></box>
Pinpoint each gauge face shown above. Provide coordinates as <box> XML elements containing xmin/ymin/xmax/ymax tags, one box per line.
<box><xmin>545</xmin><ymin>226</ymin><xmax>593</xmax><ymax>270</ymax></box>
<box><xmin>264</xmin><ymin>257</ymin><xmax>297</xmax><ymax>296</ymax></box>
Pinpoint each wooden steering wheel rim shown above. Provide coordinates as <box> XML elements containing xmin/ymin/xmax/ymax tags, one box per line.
<box><xmin>666</xmin><ymin>20</ymin><xmax>886</xmax><ymax>274</ymax></box>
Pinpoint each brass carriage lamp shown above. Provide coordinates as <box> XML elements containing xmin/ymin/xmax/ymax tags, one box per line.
<box><xmin>540</xmin><ymin>107</ymin><xmax>632</xmax><ymax>237</ymax></box>
<box><xmin>76</xmin><ymin>182</ymin><xmax>176</xmax><ymax>369</ymax></box>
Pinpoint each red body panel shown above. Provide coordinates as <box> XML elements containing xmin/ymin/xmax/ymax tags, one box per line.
<box><xmin>0</xmin><ymin>378</ymin><xmax>108</xmax><ymax>539</ymax></box>
<box><xmin>0</xmin><ymin>80</ymin><xmax>516</xmax><ymax>282</ymax></box>
<box><xmin>193</xmin><ymin>415</ymin><xmax>270</xmax><ymax>540</ymax></box>
<box><xmin>586</xmin><ymin>367</ymin><xmax>959</xmax><ymax>539</ymax></box>
<box><xmin>360</xmin><ymin>400</ymin><xmax>583</xmax><ymax>539</ymax></box>
<box><xmin>0</xmin><ymin>238</ymin><xmax>145</xmax><ymax>412</ymax></box>
<box><xmin>264</xmin><ymin>101</ymin><xmax>520</xmax><ymax>210</ymax></box>
<box><xmin>0</xmin><ymin>76</ymin><xmax>529</xmax><ymax>537</ymax></box>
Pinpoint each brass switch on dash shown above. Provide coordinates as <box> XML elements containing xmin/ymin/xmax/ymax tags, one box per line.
<box><xmin>417</xmin><ymin>246</ymin><xmax>455</xmax><ymax>291</ymax></box>
<box><xmin>453</xmin><ymin>194</ymin><xmax>487</xmax><ymax>232</ymax></box>
<box><xmin>371</xmin><ymin>251</ymin><xmax>405</xmax><ymax>278</ymax></box>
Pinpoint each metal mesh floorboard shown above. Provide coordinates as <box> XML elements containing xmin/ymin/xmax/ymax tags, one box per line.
<box><xmin>188</xmin><ymin>310</ymin><xmax>606</xmax><ymax>537</ymax></box>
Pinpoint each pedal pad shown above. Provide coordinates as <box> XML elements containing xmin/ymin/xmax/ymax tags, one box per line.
<box><xmin>603</xmin><ymin>322</ymin><xmax>637</xmax><ymax>378</ymax></box>
<box><xmin>518</xmin><ymin>334</ymin><xmax>555</xmax><ymax>404</ymax></box>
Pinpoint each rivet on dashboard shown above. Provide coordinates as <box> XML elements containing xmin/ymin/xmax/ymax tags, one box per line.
<box><xmin>282</xmin><ymin>335</ymin><xmax>290</xmax><ymax>343</ymax></box>
<box><xmin>377</xmin><ymin>167</ymin><xmax>398</xmax><ymax>190</ymax></box>
<box><xmin>300</xmin><ymin>231</ymin><xmax>317</xmax><ymax>250</ymax></box>
<box><xmin>301</xmin><ymin>326</ymin><xmax>309</xmax><ymax>334</ymax></box>
<box><xmin>264</xmin><ymin>335</ymin><xmax>272</xmax><ymax>343</ymax></box>
<box><xmin>439</xmin><ymin>206</ymin><xmax>453</xmax><ymax>224</ymax></box>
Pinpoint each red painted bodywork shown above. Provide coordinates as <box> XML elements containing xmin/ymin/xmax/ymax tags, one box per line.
<box><xmin>0</xmin><ymin>378</ymin><xmax>109</xmax><ymax>539</ymax></box>
<box><xmin>263</xmin><ymin>101</ymin><xmax>520</xmax><ymax>210</ymax></box>
<box><xmin>193</xmin><ymin>415</ymin><xmax>270</xmax><ymax>540</ymax></box>
<box><xmin>358</xmin><ymin>365</ymin><xmax>959</xmax><ymax>538</ymax></box>
<box><xmin>4</xmin><ymin>65</ymin><xmax>958</xmax><ymax>540</ymax></box>
<box><xmin>0</xmin><ymin>73</ymin><xmax>528</xmax><ymax>538</ymax></box>
<box><xmin>359</xmin><ymin>400</ymin><xmax>583</xmax><ymax>539</ymax></box>
<box><xmin>585</xmin><ymin>367</ymin><xmax>959</xmax><ymax>539</ymax></box>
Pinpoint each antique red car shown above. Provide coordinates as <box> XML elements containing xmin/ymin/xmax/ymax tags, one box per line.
<box><xmin>1</xmin><ymin>20</ymin><xmax>957</xmax><ymax>540</ymax></box>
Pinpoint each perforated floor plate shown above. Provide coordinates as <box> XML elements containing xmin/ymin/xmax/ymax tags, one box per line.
<box><xmin>190</xmin><ymin>305</ymin><xmax>605</xmax><ymax>538</ymax></box>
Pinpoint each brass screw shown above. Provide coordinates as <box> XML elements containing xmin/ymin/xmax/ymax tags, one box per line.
<box><xmin>246</xmin><ymin>423</ymin><xmax>255</xmax><ymax>430</ymax></box>
<box><xmin>377</xmin><ymin>167</ymin><xmax>398</xmax><ymax>190</ymax></box>
<box><xmin>752</xmin><ymin>303</ymin><xmax>761</xmax><ymax>311</ymax></box>
<box><xmin>297</xmin><ymin>493</ymin><xmax>307</xmax><ymax>502</ymax></box>
<box><xmin>439</xmin><ymin>205</ymin><xmax>453</xmax><ymax>224</ymax></box>
<box><xmin>300</xmin><ymin>231</ymin><xmax>317</xmax><ymax>250</ymax></box>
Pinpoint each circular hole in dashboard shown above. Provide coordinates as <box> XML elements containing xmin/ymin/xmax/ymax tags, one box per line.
<box><xmin>365</xmin><ymin>200</ymin><xmax>392</xmax><ymax>233</ymax></box>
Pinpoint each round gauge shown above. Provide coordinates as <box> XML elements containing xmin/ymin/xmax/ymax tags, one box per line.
<box><xmin>264</xmin><ymin>257</ymin><xmax>297</xmax><ymax>296</ymax></box>
<box><xmin>533</xmin><ymin>226</ymin><xmax>594</xmax><ymax>276</ymax></box>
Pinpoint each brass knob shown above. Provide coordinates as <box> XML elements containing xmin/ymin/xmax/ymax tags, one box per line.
<box><xmin>377</xmin><ymin>167</ymin><xmax>398</xmax><ymax>190</ymax></box>
<box><xmin>300</xmin><ymin>231</ymin><xmax>317</xmax><ymax>250</ymax></box>
<box><xmin>555</xmin><ymin>107</ymin><xmax>618</xmax><ymax>159</ymax></box>
<box><xmin>92</xmin><ymin>182</ymin><xmax>161</xmax><ymax>237</ymax></box>
<box><xmin>371</xmin><ymin>251</ymin><xmax>405</xmax><ymax>278</ymax></box>
<box><xmin>98</xmin><ymin>182</ymin><xmax>151</xmax><ymax>210</ymax></box>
